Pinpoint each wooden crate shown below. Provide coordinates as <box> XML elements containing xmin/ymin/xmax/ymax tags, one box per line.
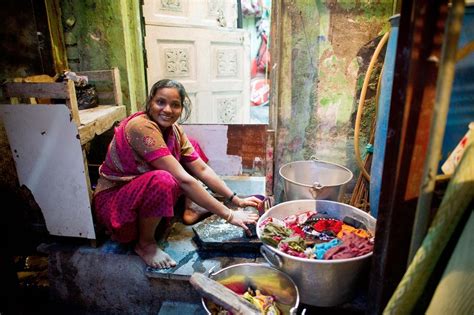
<box><xmin>1</xmin><ymin>68</ymin><xmax>127</xmax><ymax>240</ymax></box>
<box><xmin>76</xmin><ymin>68</ymin><xmax>126</xmax><ymax>145</ymax></box>
<box><xmin>3</xmin><ymin>67</ymin><xmax>127</xmax><ymax>145</ymax></box>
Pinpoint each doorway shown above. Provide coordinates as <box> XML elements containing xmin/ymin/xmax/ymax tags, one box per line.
<box><xmin>242</xmin><ymin>0</ymin><xmax>271</xmax><ymax>124</ymax></box>
<box><xmin>142</xmin><ymin>0</ymin><xmax>270</xmax><ymax>124</ymax></box>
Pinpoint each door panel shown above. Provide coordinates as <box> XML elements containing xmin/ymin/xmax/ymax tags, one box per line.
<box><xmin>143</xmin><ymin>0</ymin><xmax>250</xmax><ymax>123</ymax></box>
<box><xmin>143</xmin><ymin>0</ymin><xmax>237</xmax><ymax>28</ymax></box>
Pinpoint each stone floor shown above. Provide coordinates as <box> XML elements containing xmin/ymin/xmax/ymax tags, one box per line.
<box><xmin>31</xmin><ymin>176</ymin><xmax>367</xmax><ymax>314</ymax></box>
<box><xmin>37</xmin><ymin>176</ymin><xmax>268</xmax><ymax>313</ymax></box>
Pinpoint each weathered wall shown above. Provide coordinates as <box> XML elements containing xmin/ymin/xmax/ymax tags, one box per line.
<box><xmin>183</xmin><ymin>125</ymin><xmax>267</xmax><ymax>176</ymax></box>
<box><xmin>0</xmin><ymin>0</ymin><xmax>56</xmax><ymax>192</ymax></box>
<box><xmin>272</xmin><ymin>0</ymin><xmax>392</xmax><ymax>201</ymax></box>
<box><xmin>0</xmin><ymin>1</ymin><xmax>148</xmax><ymax>243</ymax></box>
<box><xmin>60</xmin><ymin>0</ymin><xmax>147</xmax><ymax>114</ymax></box>
<box><xmin>0</xmin><ymin>0</ymin><xmax>55</xmax><ymax>82</ymax></box>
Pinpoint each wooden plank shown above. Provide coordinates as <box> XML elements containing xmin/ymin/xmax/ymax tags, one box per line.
<box><xmin>82</xmin><ymin>148</ymin><xmax>92</xmax><ymax>200</ymax></box>
<box><xmin>96</xmin><ymin>91</ymin><xmax>116</xmax><ymax>102</ymax></box>
<box><xmin>77</xmin><ymin>68</ymin><xmax>122</xmax><ymax>106</ymax></box>
<box><xmin>44</xmin><ymin>0</ymin><xmax>68</xmax><ymax>73</ymax></box>
<box><xmin>66</xmin><ymin>80</ymin><xmax>81</xmax><ymax>126</ymax></box>
<box><xmin>189</xmin><ymin>273</ymin><xmax>260</xmax><ymax>315</ymax></box>
<box><xmin>79</xmin><ymin>105</ymin><xmax>125</xmax><ymax>125</ymax></box>
<box><xmin>78</xmin><ymin>105</ymin><xmax>126</xmax><ymax>145</ymax></box>
<box><xmin>265</xmin><ymin>129</ymin><xmax>275</xmax><ymax>196</ymax></box>
<box><xmin>4</xmin><ymin>82</ymin><xmax>70</xmax><ymax>99</ymax></box>
<box><xmin>76</xmin><ymin>70</ymin><xmax>114</xmax><ymax>81</ymax></box>
<box><xmin>367</xmin><ymin>1</ymin><xmax>449</xmax><ymax>314</ymax></box>
<box><xmin>384</xmin><ymin>132</ymin><xmax>474</xmax><ymax>315</ymax></box>
<box><xmin>425</xmin><ymin>211</ymin><xmax>474</xmax><ymax>314</ymax></box>
<box><xmin>112</xmin><ymin>67</ymin><xmax>123</xmax><ymax>105</ymax></box>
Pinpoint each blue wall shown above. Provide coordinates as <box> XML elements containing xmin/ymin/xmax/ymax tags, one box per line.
<box><xmin>441</xmin><ymin>5</ymin><xmax>474</xmax><ymax>170</ymax></box>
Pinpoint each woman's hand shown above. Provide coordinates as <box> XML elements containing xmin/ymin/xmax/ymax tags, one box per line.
<box><xmin>233</xmin><ymin>195</ymin><xmax>263</xmax><ymax>209</ymax></box>
<box><xmin>227</xmin><ymin>209</ymin><xmax>259</xmax><ymax>236</ymax></box>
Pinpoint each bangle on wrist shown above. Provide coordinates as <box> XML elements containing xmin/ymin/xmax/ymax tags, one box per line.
<box><xmin>225</xmin><ymin>210</ymin><xmax>234</xmax><ymax>222</ymax></box>
<box><xmin>227</xmin><ymin>192</ymin><xmax>237</xmax><ymax>203</ymax></box>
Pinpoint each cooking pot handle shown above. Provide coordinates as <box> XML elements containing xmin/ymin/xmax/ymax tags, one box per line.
<box><xmin>260</xmin><ymin>245</ymin><xmax>283</xmax><ymax>268</ymax></box>
<box><xmin>290</xmin><ymin>307</ymin><xmax>306</xmax><ymax>315</ymax></box>
<box><xmin>310</xmin><ymin>181</ymin><xmax>325</xmax><ymax>199</ymax></box>
<box><xmin>204</xmin><ymin>264</ymin><xmax>221</xmax><ymax>278</ymax></box>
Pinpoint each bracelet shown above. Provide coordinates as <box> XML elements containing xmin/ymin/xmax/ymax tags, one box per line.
<box><xmin>225</xmin><ymin>210</ymin><xmax>234</xmax><ymax>222</ymax></box>
<box><xmin>228</xmin><ymin>192</ymin><xmax>237</xmax><ymax>203</ymax></box>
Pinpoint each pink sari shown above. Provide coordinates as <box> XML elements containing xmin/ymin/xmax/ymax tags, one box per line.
<box><xmin>93</xmin><ymin>112</ymin><xmax>207</xmax><ymax>243</ymax></box>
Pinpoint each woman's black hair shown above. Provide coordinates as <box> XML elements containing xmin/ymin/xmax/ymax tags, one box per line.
<box><xmin>145</xmin><ymin>79</ymin><xmax>191</xmax><ymax>123</ymax></box>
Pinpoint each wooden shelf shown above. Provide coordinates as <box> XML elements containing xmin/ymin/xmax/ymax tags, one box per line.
<box><xmin>78</xmin><ymin>105</ymin><xmax>126</xmax><ymax>145</ymax></box>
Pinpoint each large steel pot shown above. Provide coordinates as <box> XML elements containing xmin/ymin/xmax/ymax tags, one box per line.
<box><xmin>279</xmin><ymin>159</ymin><xmax>353</xmax><ymax>201</ymax></box>
<box><xmin>202</xmin><ymin>263</ymin><xmax>300</xmax><ymax>314</ymax></box>
<box><xmin>257</xmin><ymin>200</ymin><xmax>376</xmax><ymax>307</ymax></box>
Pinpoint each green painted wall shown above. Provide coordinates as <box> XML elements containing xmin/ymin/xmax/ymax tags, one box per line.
<box><xmin>273</xmin><ymin>0</ymin><xmax>392</xmax><ymax>201</ymax></box>
<box><xmin>60</xmin><ymin>0</ymin><xmax>146</xmax><ymax>113</ymax></box>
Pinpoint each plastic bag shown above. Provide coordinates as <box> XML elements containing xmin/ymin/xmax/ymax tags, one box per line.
<box><xmin>76</xmin><ymin>84</ymin><xmax>99</xmax><ymax>110</ymax></box>
<box><xmin>57</xmin><ymin>71</ymin><xmax>99</xmax><ymax>110</ymax></box>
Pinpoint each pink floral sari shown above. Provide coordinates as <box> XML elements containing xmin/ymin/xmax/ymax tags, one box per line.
<box><xmin>93</xmin><ymin>111</ymin><xmax>206</xmax><ymax>243</ymax></box>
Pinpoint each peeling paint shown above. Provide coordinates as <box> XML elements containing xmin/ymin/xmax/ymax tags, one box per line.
<box><xmin>274</xmin><ymin>0</ymin><xmax>392</xmax><ymax>201</ymax></box>
<box><xmin>60</xmin><ymin>0</ymin><xmax>146</xmax><ymax>114</ymax></box>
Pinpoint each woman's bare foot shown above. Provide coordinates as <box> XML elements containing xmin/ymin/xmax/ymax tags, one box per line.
<box><xmin>134</xmin><ymin>242</ymin><xmax>176</xmax><ymax>269</ymax></box>
<box><xmin>182</xmin><ymin>198</ymin><xmax>212</xmax><ymax>225</ymax></box>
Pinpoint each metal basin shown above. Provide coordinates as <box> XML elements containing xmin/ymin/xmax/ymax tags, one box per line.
<box><xmin>279</xmin><ymin>160</ymin><xmax>353</xmax><ymax>201</ymax></box>
<box><xmin>257</xmin><ymin>200</ymin><xmax>376</xmax><ymax>307</ymax></box>
<box><xmin>202</xmin><ymin>263</ymin><xmax>300</xmax><ymax>314</ymax></box>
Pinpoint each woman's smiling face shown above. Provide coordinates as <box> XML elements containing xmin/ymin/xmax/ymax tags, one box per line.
<box><xmin>148</xmin><ymin>87</ymin><xmax>183</xmax><ymax>130</ymax></box>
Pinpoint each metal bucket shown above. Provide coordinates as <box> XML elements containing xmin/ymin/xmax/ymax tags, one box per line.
<box><xmin>202</xmin><ymin>263</ymin><xmax>300</xmax><ymax>314</ymax></box>
<box><xmin>279</xmin><ymin>159</ymin><xmax>353</xmax><ymax>201</ymax></box>
<box><xmin>257</xmin><ymin>200</ymin><xmax>376</xmax><ymax>306</ymax></box>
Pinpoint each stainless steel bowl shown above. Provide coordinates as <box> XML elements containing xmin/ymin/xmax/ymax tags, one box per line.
<box><xmin>279</xmin><ymin>160</ymin><xmax>353</xmax><ymax>201</ymax></box>
<box><xmin>202</xmin><ymin>263</ymin><xmax>300</xmax><ymax>314</ymax></box>
<box><xmin>257</xmin><ymin>200</ymin><xmax>376</xmax><ymax>307</ymax></box>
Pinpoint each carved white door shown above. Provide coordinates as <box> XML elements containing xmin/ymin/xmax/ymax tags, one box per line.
<box><xmin>142</xmin><ymin>0</ymin><xmax>251</xmax><ymax>123</ymax></box>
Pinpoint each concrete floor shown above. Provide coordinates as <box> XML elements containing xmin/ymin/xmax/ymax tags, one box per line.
<box><xmin>40</xmin><ymin>222</ymin><xmax>367</xmax><ymax>314</ymax></box>
<box><xmin>34</xmin><ymin>176</ymin><xmax>367</xmax><ymax>314</ymax></box>
<box><xmin>40</xmin><ymin>176</ymin><xmax>268</xmax><ymax>314</ymax></box>
<box><xmin>41</xmin><ymin>225</ymin><xmax>265</xmax><ymax>314</ymax></box>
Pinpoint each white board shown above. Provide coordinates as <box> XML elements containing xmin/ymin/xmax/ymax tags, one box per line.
<box><xmin>183</xmin><ymin>124</ymin><xmax>242</xmax><ymax>175</ymax></box>
<box><xmin>0</xmin><ymin>104</ymin><xmax>96</xmax><ymax>239</ymax></box>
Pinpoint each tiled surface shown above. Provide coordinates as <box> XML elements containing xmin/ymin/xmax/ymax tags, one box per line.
<box><xmin>157</xmin><ymin>301</ymin><xmax>207</xmax><ymax>315</ymax></box>
<box><xmin>49</xmin><ymin>176</ymin><xmax>267</xmax><ymax>282</ymax></box>
<box><xmin>192</xmin><ymin>214</ymin><xmax>261</xmax><ymax>251</ymax></box>
<box><xmin>44</xmin><ymin>176</ymin><xmax>271</xmax><ymax>313</ymax></box>
<box><xmin>145</xmin><ymin>222</ymin><xmax>262</xmax><ymax>280</ymax></box>
<box><xmin>144</xmin><ymin>176</ymin><xmax>266</xmax><ymax>280</ymax></box>
<box><xmin>221</xmin><ymin>175</ymin><xmax>266</xmax><ymax>196</ymax></box>
<box><xmin>42</xmin><ymin>182</ymin><xmax>352</xmax><ymax>313</ymax></box>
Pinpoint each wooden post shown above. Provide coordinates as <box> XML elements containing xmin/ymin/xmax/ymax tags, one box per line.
<box><xmin>189</xmin><ymin>273</ymin><xmax>260</xmax><ymax>315</ymax></box>
<box><xmin>112</xmin><ymin>67</ymin><xmax>123</xmax><ymax>106</ymax></box>
<box><xmin>65</xmin><ymin>80</ymin><xmax>80</xmax><ymax>126</ymax></box>
<box><xmin>265</xmin><ymin>129</ymin><xmax>275</xmax><ymax>197</ymax></box>
<box><xmin>367</xmin><ymin>1</ymin><xmax>449</xmax><ymax>313</ymax></box>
